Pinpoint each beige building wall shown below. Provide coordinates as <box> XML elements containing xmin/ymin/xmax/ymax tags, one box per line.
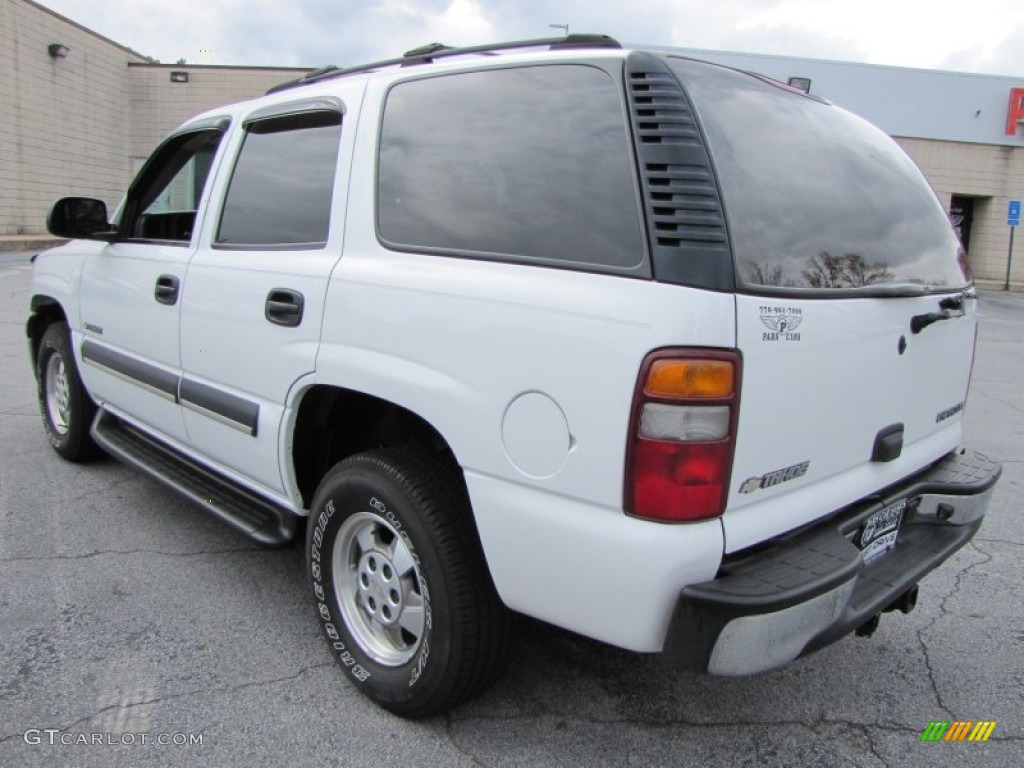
<box><xmin>897</xmin><ymin>137</ymin><xmax>1024</xmax><ymax>287</ymax></box>
<box><xmin>0</xmin><ymin>0</ymin><xmax>308</xmax><ymax>238</ymax></box>
<box><xmin>127</xmin><ymin>65</ymin><xmax>308</xmax><ymax>167</ymax></box>
<box><xmin>0</xmin><ymin>0</ymin><xmax>144</xmax><ymax>236</ymax></box>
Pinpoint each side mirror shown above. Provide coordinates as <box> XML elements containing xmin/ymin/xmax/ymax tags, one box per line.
<box><xmin>47</xmin><ymin>197</ymin><xmax>117</xmax><ymax>241</ymax></box>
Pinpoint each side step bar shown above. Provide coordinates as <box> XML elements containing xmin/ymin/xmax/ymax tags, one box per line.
<box><xmin>91</xmin><ymin>410</ymin><xmax>298</xmax><ymax>546</ymax></box>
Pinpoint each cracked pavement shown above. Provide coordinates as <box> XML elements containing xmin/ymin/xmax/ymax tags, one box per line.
<box><xmin>1</xmin><ymin>254</ymin><xmax>1022</xmax><ymax>767</ymax></box>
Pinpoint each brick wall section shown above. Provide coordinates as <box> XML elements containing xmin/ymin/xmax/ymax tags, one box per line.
<box><xmin>896</xmin><ymin>137</ymin><xmax>1024</xmax><ymax>285</ymax></box>
<box><xmin>0</xmin><ymin>0</ymin><xmax>143</xmax><ymax>235</ymax></box>
<box><xmin>0</xmin><ymin>0</ymin><xmax>308</xmax><ymax>236</ymax></box>
<box><xmin>127</xmin><ymin>66</ymin><xmax>307</xmax><ymax>162</ymax></box>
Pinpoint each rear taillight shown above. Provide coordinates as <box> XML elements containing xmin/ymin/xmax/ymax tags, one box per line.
<box><xmin>624</xmin><ymin>349</ymin><xmax>741</xmax><ymax>522</ymax></box>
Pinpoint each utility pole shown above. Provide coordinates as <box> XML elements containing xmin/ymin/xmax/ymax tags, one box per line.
<box><xmin>1006</xmin><ymin>226</ymin><xmax>1016</xmax><ymax>291</ymax></box>
<box><xmin>548</xmin><ymin>23</ymin><xmax>569</xmax><ymax>37</ymax></box>
<box><xmin>1007</xmin><ymin>200</ymin><xmax>1020</xmax><ymax>291</ymax></box>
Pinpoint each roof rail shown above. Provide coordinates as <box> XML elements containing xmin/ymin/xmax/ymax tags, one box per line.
<box><xmin>266</xmin><ymin>34</ymin><xmax>621</xmax><ymax>94</ymax></box>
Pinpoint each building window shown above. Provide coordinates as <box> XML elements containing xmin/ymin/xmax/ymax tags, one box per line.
<box><xmin>949</xmin><ymin>195</ymin><xmax>975</xmax><ymax>253</ymax></box>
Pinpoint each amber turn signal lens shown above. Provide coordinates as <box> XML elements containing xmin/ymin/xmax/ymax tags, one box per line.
<box><xmin>645</xmin><ymin>359</ymin><xmax>734</xmax><ymax>399</ymax></box>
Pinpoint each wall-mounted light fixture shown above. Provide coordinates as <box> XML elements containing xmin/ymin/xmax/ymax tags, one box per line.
<box><xmin>787</xmin><ymin>76</ymin><xmax>812</xmax><ymax>94</ymax></box>
<box><xmin>48</xmin><ymin>43</ymin><xmax>70</xmax><ymax>59</ymax></box>
<box><xmin>169</xmin><ymin>71</ymin><xmax>190</xmax><ymax>83</ymax></box>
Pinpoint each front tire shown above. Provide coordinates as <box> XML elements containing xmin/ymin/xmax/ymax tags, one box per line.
<box><xmin>36</xmin><ymin>322</ymin><xmax>102</xmax><ymax>462</ymax></box>
<box><xmin>307</xmin><ymin>448</ymin><xmax>509</xmax><ymax>718</ymax></box>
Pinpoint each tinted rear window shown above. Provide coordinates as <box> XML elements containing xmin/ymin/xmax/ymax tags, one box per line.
<box><xmin>666</xmin><ymin>58</ymin><xmax>968</xmax><ymax>293</ymax></box>
<box><xmin>378</xmin><ymin>65</ymin><xmax>645</xmax><ymax>271</ymax></box>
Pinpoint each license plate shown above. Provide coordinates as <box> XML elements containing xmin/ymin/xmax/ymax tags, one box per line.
<box><xmin>859</xmin><ymin>499</ymin><xmax>906</xmax><ymax>564</ymax></box>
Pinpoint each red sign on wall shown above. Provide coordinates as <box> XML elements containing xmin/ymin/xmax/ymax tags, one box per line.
<box><xmin>1007</xmin><ymin>88</ymin><xmax>1024</xmax><ymax>136</ymax></box>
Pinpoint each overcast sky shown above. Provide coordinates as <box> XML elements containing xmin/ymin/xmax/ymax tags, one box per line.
<box><xmin>37</xmin><ymin>0</ymin><xmax>1024</xmax><ymax>76</ymax></box>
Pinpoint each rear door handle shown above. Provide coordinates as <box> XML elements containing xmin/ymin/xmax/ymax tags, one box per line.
<box><xmin>265</xmin><ymin>288</ymin><xmax>304</xmax><ymax>327</ymax></box>
<box><xmin>155</xmin><ymin>274</ymin><xmax>180</xmax><ymax>305</ymax></box>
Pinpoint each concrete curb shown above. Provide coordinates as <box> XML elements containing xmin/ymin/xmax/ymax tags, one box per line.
<box><xmin>0</xmin><ymin>237</ymin><xmax>68</xmax><ymax>253</ymax></box>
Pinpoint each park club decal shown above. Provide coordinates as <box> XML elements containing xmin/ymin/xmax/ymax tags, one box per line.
<box><xmin>759</xmin><ymin>305</ymin><xmax>803</xmax><ymax>342</ymax></box>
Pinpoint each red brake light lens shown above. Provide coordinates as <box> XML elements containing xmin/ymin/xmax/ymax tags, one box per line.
<box><xmin>631</xmin><ymin>440</ymin><xmax>733</xmax><ymax>522</ymax></box>
<box><xmin>624</xmin><ymin>349</ymin><xmax>741</xmax><ymax>523</ymax></box>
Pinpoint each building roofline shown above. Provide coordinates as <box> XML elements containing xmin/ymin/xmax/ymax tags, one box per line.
<box><xmin>24</xmin><ymin>0</ymin><xmax>313</xmax><ymax>72</ymax></box>
<box><xmin>127</xmin><ymin>62</ymin><xmax>313</xmax><ymax>72</ymax></box>
<box><xmin>22</xmin><ymin>0</ymin><xmax>150</xmax><ymax>62</ymax></box>
<box><xmin>648</xmin><ymin>44</ymin><xmax>1024</xmax><ymax>83</ymax></box>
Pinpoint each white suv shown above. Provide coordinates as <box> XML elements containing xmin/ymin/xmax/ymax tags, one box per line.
<box><xmin>27</xmin><ymin>35</ymin><xmax>1001</xmax><ymax>717</ymax></box>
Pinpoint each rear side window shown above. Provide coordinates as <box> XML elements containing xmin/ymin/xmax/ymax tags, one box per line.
<box><xmin>378</xmin><ymin>65</ymin><xmax>645</xmax><ymax>271</ymax></box>
<box><xmin>666</xmin><ymin>58</ymin><xmax>969</xmax><ymax>293</ymax></box>
<box><xmin>216</xmin><ymin>111</ymin><xmax>341</xmax><ymax>248</ymax></box>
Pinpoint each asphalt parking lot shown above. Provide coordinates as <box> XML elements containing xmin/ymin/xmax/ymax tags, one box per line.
<box><xmin>1</xmin><ymin>250</ymin><xmax>1021</xmax><ymax>767</ymax></box>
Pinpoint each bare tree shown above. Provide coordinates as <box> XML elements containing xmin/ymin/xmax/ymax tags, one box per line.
<box><xmin>802</xmin><ymin>252</ymin><xmax>894</xmax><ymax>288</ymax></box>
<box><xmin>746</xmin><ymin>262</ymin><xmax>797</xmax><ymax>287</ymax></box>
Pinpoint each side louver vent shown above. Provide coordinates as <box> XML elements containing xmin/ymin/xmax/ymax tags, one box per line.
<box><xmin>626</xmin><ymin>53</ymin><xmax>734</xmax><ymax>291</ymax></box>
<box><xmin>630</xmin><ymin>70</ymin><xmax>701</xmax><ymax>147</ymax></box>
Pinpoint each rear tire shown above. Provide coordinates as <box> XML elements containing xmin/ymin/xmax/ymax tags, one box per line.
<box><xmin>307</xmin><ymin>448</ymin><xmax>509</xmax><ymax>718</ymax></box>
<box><xmin>36</xmin><ymin>322</ymin><xmax>103</xmax><ymax>462</ymax></box>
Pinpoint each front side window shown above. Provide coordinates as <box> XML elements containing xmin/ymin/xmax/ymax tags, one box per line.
<box><xmin>121</xmin><ymin>129</ymin><xmax>224</xmax><ymax>243</ymax></box>
<box><xmin>216</xmin><ymin>111</ymin><xmax>342</xmax><ymax>248</ymax></box>
<box><xmin>378</xmin><ymin>65</ymin><xmax>645</xmax><ymax>271</ymax></box>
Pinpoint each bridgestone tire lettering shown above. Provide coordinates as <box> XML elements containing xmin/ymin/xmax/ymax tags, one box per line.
<box><xmin>306</xmin><ymin>448</ymin><xmax>509</xmax><ymax>718</ymax></box>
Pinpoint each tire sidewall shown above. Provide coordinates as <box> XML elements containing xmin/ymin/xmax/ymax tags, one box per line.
<box><xmin>308</xmin><ymin>460</ymin><xmax>454</xmax><ymax>713</ymax></box>
<box><xmin>36</xmin><ymin>324</ymin><xmax>86</xmax><ymax>456</ymax></box>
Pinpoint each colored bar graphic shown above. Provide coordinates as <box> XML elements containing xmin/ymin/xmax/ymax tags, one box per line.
<box><xmin>921</xmin><ymin>720</ymin><xmax>997</xmax><ymax>742</ymax></box>
<box><xmin>968</xmin><ymin>722</ymin><xmax>997</xmax><ymax>742</ymax></box>
<box><xmin>944</xmin><ymin>721</ymin><xmax>973</xmax><ymax>741</ymax></box>
<box><xmin>921</xmin><ymin>721</ymin><xmax>950</xmax><ymax>742</ymax></box>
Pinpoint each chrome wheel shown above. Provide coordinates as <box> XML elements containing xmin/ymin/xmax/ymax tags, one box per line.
<box><xmin>332</xmin><ymin>510</ymin><xmax>426</xmax><ymax>666</ymax></box>
<box><xmin>44</xmin><ymin>352</ymin><xmax>71</xmax><ymax>435</ymax></box>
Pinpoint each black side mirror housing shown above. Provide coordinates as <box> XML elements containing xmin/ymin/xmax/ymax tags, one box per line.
<box><xmin>47</xmin><ymin>197</ymin><xmax>118</xmax><ymax>241</ymax></box>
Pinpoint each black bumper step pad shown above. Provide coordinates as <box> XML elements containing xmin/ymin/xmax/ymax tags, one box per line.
<box><xmin>665</xmin><ymin>449</ymin><xmax>999</xmax><ymax>670</ymax></box>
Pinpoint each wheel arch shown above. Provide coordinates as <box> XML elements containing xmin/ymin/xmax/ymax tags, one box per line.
<box><xmin>26</xmin><ymin>295</ymin><xmax>69</xmax><ymax>370</ymax></box>
<box><xmin>291</xmin><ymin>384</ymin><xmax>462</xmax><ymax>510</ymax></box>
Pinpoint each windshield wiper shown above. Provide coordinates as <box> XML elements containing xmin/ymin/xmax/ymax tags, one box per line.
<box><xmin>937</xmin><ymin>287</ymin><xmax>978</xmax><ymax>310</ymax></box>
<box><xmin>911</xmin><ymin>289</ymin><xmax>974</xmax><ymax>334</ymax></box>
<box><xmin>911</xmin><ymin>310</ymin><xmax>960</xmax><ymax>334</ymax></box>
<box><xmin>833</xmin><ymin>283</ymin><xmax>930</xmax><ymax>298</ymax></box>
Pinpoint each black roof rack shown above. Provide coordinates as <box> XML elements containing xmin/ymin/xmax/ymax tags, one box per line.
<box><xmin>266</xmin><ymin>34</ymin><xmax>621</xmax><ymax>95</ymax></box>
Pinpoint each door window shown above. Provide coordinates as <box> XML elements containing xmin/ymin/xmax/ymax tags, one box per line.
<box><xmin>215</xmin><ymin>111</ymin><xmax>342</xmax><ymax>248</ymax></box>
<box><xmin>120</xmin><ymin>129</ymin><xmax>225</xmax><ymax>243</ymax></box>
